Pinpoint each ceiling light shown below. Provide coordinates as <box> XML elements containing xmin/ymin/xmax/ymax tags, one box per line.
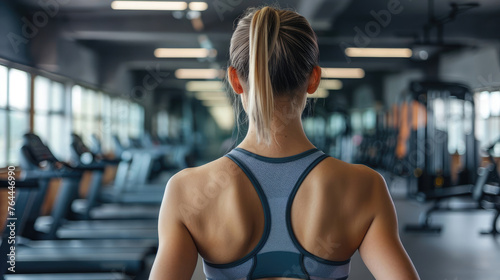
<box><xmin>345</xmin><ymin>48</ymin><xmax>413</xmax><ymax>58</ymax></box>
<box><xmin>195</xmin><ymin>92</ymin><xmax>228</xmax><ymax>100</ymax></box>
<box><xmin>189</xmin><ymin>2</ymin><xmax>208</xmax><ymax>11</ymax></box>
<box><xmin>308</xmin><ymin>88</ymin><xmax>329</xmax><ymax>99</ymax></box>
<box><xmin>154</xmin><ymin>48</ymin><xmax>217</xmax><ymax>58</ymax></box>
<box><xmin>320</xmin><ymin>79</ymin><xmax>343</xmax><ymax>90</ymax></box>
<box><xmin>202</xmin><ymin>100</ymin><xmax>231</xmax><ymax>107</ymax></box>
<box><xmin>175</xmin><ymin>69</ymin><xmax>223</xmax><ymax>79</ymax></box>
<box><xmin>111</xmin><ymin>1</ymin><xmax>188</xmax><ymax>10</ymax></box>
<box><xmin>186</xmin><ymin>81</ymin><xmax>224</xmax><ymax>91</ymax></box>
<box><xmin>322</xmin><ymin>68</ymin><xmax>365</xmax><ymax>79</ymax></box>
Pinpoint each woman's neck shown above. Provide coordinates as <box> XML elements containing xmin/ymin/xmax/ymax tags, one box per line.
<box><xmin>238</xmin><ymin>114</ymin><xmax>316</xmax><ymax>158</ymax></box>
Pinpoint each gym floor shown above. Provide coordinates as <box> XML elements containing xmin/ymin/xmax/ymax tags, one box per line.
<box><xmin>364</xmin><ymin>200</ymin><xmax>499</xmax><ymax>280</ymax></box>
<box><xmin>172</xmin><ymin>178</ymin><xmax>500</xmax><ymax>280</ymax></box>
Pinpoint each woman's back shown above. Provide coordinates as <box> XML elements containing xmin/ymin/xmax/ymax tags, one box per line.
<box><xmin>170</xmin><ymin>146</ymin><xmax>389</xmax><ymax>279</ymax></box>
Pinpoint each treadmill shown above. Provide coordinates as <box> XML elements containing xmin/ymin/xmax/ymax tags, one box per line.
<box><xmin>0</xmin><ymin>178</ymin><xmax>150</xmax><ymax>279</ymax></box>
<box><xmin>69</xmin><ymin>133</ymin><xmax>160</xmax><ymax>220</ymax></box>
<box><xmin>19</xmin><ymin>133</ymin><xmax>159</xmax><ymax>241</ymax></box>
<box><xmin>95</xmin><ymin>135</ymin><xmax>168</xmax><ymax>205</ymax></box>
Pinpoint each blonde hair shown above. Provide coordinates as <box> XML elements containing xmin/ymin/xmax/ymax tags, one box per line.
<box><xmin>230</xmin><ymin>6</ymin><xmax>319</xmax><ymax>145</ymax></box>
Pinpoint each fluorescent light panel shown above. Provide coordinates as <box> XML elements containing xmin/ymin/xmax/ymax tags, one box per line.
<box><xmin>322</xmin><ymin>68</ymin><xmax>365</xmax><ymax>79</ymax></box>
<box><xmin>175</xmin><ymin>69</ymin><xmax>223</xmax><ymax>79</ymax></box>
<box><xmin>189</xmin><ymin>2</ymin><xmax>208</xmax><ymax>11</ymax></box>
<box><xmin>202</xmin><ymin>100</ymin><xmax>231</xmax><ymax>107</ymax></box>
<box><xmin>195</xmin><ymin>91</ymin><xmax>227</xmax><ymax>101</ymax></box>
<box><xmin>345</xmin><ymin>48</ymin><xmax>413</xmax><ymax>58</ymax></box>
<box><xmin>186</xmin><ymin>81</ymin><xmax>224</xmax><ymax>91</ymax></box>
<box><xmin>320</xmin><ymin>79</ymin><xmax>342</xmax><ymax>90</ymax></box>
<box><xmin>111</xmin><ymin>1</ymin><xmax>188</xmax><ymax>10</ymax></box>
<box><xmin>308</xmin><ymin>88</ymin><xmax>329</xmax><ymax>99</ymax></box>
<box><xmin>154</xmin><ymin>48</ymin><xmax>216</xmax><ymax>58</ymax></box>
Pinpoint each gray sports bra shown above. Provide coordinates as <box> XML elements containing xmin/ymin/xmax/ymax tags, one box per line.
<box><xmin>202</xmin><ymin>147</ymin><xmax>351</xmax><ymax>280</ymax></box>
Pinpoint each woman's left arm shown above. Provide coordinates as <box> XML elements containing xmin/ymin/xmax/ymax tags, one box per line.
<box><xmin>149</xmin><ymin>173</ymin><xmax>198</xmax><ymax>280</ymax></box>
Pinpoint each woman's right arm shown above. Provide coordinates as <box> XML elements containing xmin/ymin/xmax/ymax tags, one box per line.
<box><xmin>358</xmin><ymin>171</ymin><xmax>420</xmax><ymax>280</ymax></box>
<box><xmin>149</xmin><ymin>171</ymin><xmax>198</xmax><ymax>280</ymax></box>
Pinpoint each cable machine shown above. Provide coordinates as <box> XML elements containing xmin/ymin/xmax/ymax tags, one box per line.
<box><xmin>403</xmin><ymin>81</ymin><xmax>479</xmax><ymax>195</ymax></box>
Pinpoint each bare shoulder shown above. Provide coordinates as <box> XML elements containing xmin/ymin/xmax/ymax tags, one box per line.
<box><xmin>314</xmin><ymin>157</ymin><xmax>388</xmax><ymax>199</ymax></box>
<box><xmin>162</xmin><ymin>156</ymin><xmax>241</xmax><ymax>222</ymax></box>
<box><xmin>166</xmin><ymin>156</ymin><xmax>236</xmax><ymax>191</ymax></box>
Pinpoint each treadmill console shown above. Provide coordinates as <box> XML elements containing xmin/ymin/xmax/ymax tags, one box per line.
<box><xmin>70</xmin><ymin>133</ymin><xmax>95</xmax><ymax>165</ymax></box>
<box><xmin>20</xmin><ymin>133</ymin><xmax>59</xmax><ymax>171</ymax></box>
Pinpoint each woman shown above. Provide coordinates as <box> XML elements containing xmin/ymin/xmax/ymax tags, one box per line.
<box><xmin>150</xmin><ymin>6</ymin><xmax>419</xmax><ymax>280</ymax></box>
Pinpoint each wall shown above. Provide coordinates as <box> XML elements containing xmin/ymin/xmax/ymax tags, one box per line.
<box><xmin>0</xmin><ymin>3</ymin><xmax>103</xmax><ymax>89</ymax></box>
<box><xmin>439</xmin><ymin>46</ymin><xmax>500</xmax><ymax>90</ymax></box>
<box><xmin>30</xmin><ymin>20</ymin><xmax>100</xmax><ymax>87</ymax></box>
<box><xmin>353</xmin><ymin>84</ymin><xmax>375</xmax><ymax>109</ymax></box>
<box><xmin>0</xmin><ymin>3</ymin><xmax>130</xmax><ymax>95</ymax></box>
<box><xmin>0</xmin><ymin>1</ymin><xmax>32</xmax><ymax>65</ymax></box>
<box><xmin>383</xmin><ymin>69</ymin><xmax>424</xmax><ymax>107</ymax></box>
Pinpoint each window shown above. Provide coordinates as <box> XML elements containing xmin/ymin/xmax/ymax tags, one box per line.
<box><xmin>0</xmin><ymin>63</ymin><xmax>149</xmax><ymax>166</ymax></box>
<box><xmin>8</xmin><ymin>69</ymin><xmax>30</xmax><ymax>111</ymax></box>
<box><xmin>475</xmin><ymin>90</ymin><xmax>500</xmax><ymax>156</ymax></box>
<box><xmin>34</xmin><ymin>76</ymin><xmax>51</xmax><ymax>142</ymax></box>
<box><xmin>73</xmin><ymin>92</ymin><xmax>145</xmax><ymax>154</ymax></box>
<box><xmin>479</xmin><ymin>91</ymin><xmax>490</xmax><ymax>119</ymax></box>
<box><xmin>100</xmin><ymin>93</ymin><xmax>112</xmax><ymax>152</ymax></box>
<box><xmin>118</xmin><ymin>99</ymin><xmax>129</xmax><ymax>142</ymax></box>
<box><xmin>72</xmin><ymin>85</ymin><xmax>83</xmax><ymax>136</ymax></box>
<box><xmin>129</xmin><ymin>103</ymin><xmax>144</xmax><ymax>138</ymax></box>
<box><xmin>9</xmin><ymin>111</ymin><xmax>29</xmax><ymax>164</ymax></box>
<box><xmin>110</xmin><ymin>98</ymin><xmax>127</xmax><ymax>143</ymax></box>
<box><xmin>34</xmin><ymin>76</ymin><xmax>68</xmax><ymax>160</ymax></box>
<box><xmin>109</xmin><ymin>98</ymin><xmax>119</xmax><ymax>145</ymax></box>
<box><xmin>447</xmin><ymin>98</ymin><xmax>467</xmax><ymax>155</ymax></box>
<box><xmin>110</xmin><ymin>98</ymin><xmax>142</xmax><ymax>144</ymax></box>
<box><xmin>5</xmin><ymin>68</ymin><xmax>31</xmax><ymax>165</ymax></box>
<box><xmin>432</xmin><ymin>98</ymin><xmax>447</xmax><ymax>131</ymax></box>
<box><xmin>0</xmin><ymin>111</ymin><xmax>6</xmax><ymax>167</ymax></box>
<box><xmin>157</xmin><ymin>110</ymin><xmax>169</xmax><ymax>138</ymax></box>
<box><xmin>0</xmin><ymin>65</ymin><xmax>7</xmax><ymax>167</ymax></box>
<box><xmin>0</xmin><ymin>65</ymin><xmax>7</xmax><ymax>108</ymax></box>
<box><xmin>491</xmin><ymin>91</ymin><xmax>500</xmax><ymax>116</ymax></box>
<box><xmin>489</xmin><ymin>91</ymin><xmax>500</xmax><ymax>156</ymax></box>
<box><xmin>82</xmin><ymin>89</ymin><xmax>97</xmax><ymax>138</ymax></box>
<box><xmin>72</xmin><ymin>86</ymin><xmax>101</xmax><ymax>147</ymax></box>
<box><xmin>49</xmin><ymin>82</ymin><xmax>67</xmax><ymax>159</ymax></box>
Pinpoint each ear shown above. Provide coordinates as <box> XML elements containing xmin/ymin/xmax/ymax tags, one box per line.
<box><xmin>228</xmin><ymin>66</ymin><xmax>244</xmax><ymax>94</ymax></box>
<box><xmin>307</xmin><ymin>66</ymin><xmax>322</xmax><ymax>94</ymax></box>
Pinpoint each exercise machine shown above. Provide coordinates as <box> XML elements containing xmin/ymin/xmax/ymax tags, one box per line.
<box><xmin>402</xmin><ymin>81</ymin><xmax>484</xmax><ymax>232</ymax></box>
<box><xmin>19</xmin><ymin>133</ymin><xmax>159</xmax><ymax>240</ymax></box>
<box><xmin>472</xmin><ymin>137</ymin><xmax>500</xmax><ymax>235</ymax></box>
<box><xmin>0</xmin><ymin>177</ymin><xmax>152</xmax><ymax>279</ymax></box>
<box><xmin>70</xmin><ymin>133</ymin><xmax>160</xmax><ymax>220</ymax></box>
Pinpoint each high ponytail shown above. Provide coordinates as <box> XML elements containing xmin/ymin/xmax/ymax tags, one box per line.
<box><xmin>229</xmin><ymin>6</ymin><xmax>319</xmax><ymax>145</ymax></box>
<box><xmin>248</xmin><ymin>7</ymin><xmax>280</xmax><ymax>145</ymax></box>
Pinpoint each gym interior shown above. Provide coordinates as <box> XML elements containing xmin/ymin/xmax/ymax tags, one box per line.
<box><xmin>0</xmin><ymin>0</ymin><xmax>499</xmax><ymax>279</ymax></box>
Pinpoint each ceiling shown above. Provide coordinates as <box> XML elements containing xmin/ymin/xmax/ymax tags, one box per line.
<box><xmin>11</xmin><ymin>0</ymin><xmax>500</xmax><ymax>95</ymax></box>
